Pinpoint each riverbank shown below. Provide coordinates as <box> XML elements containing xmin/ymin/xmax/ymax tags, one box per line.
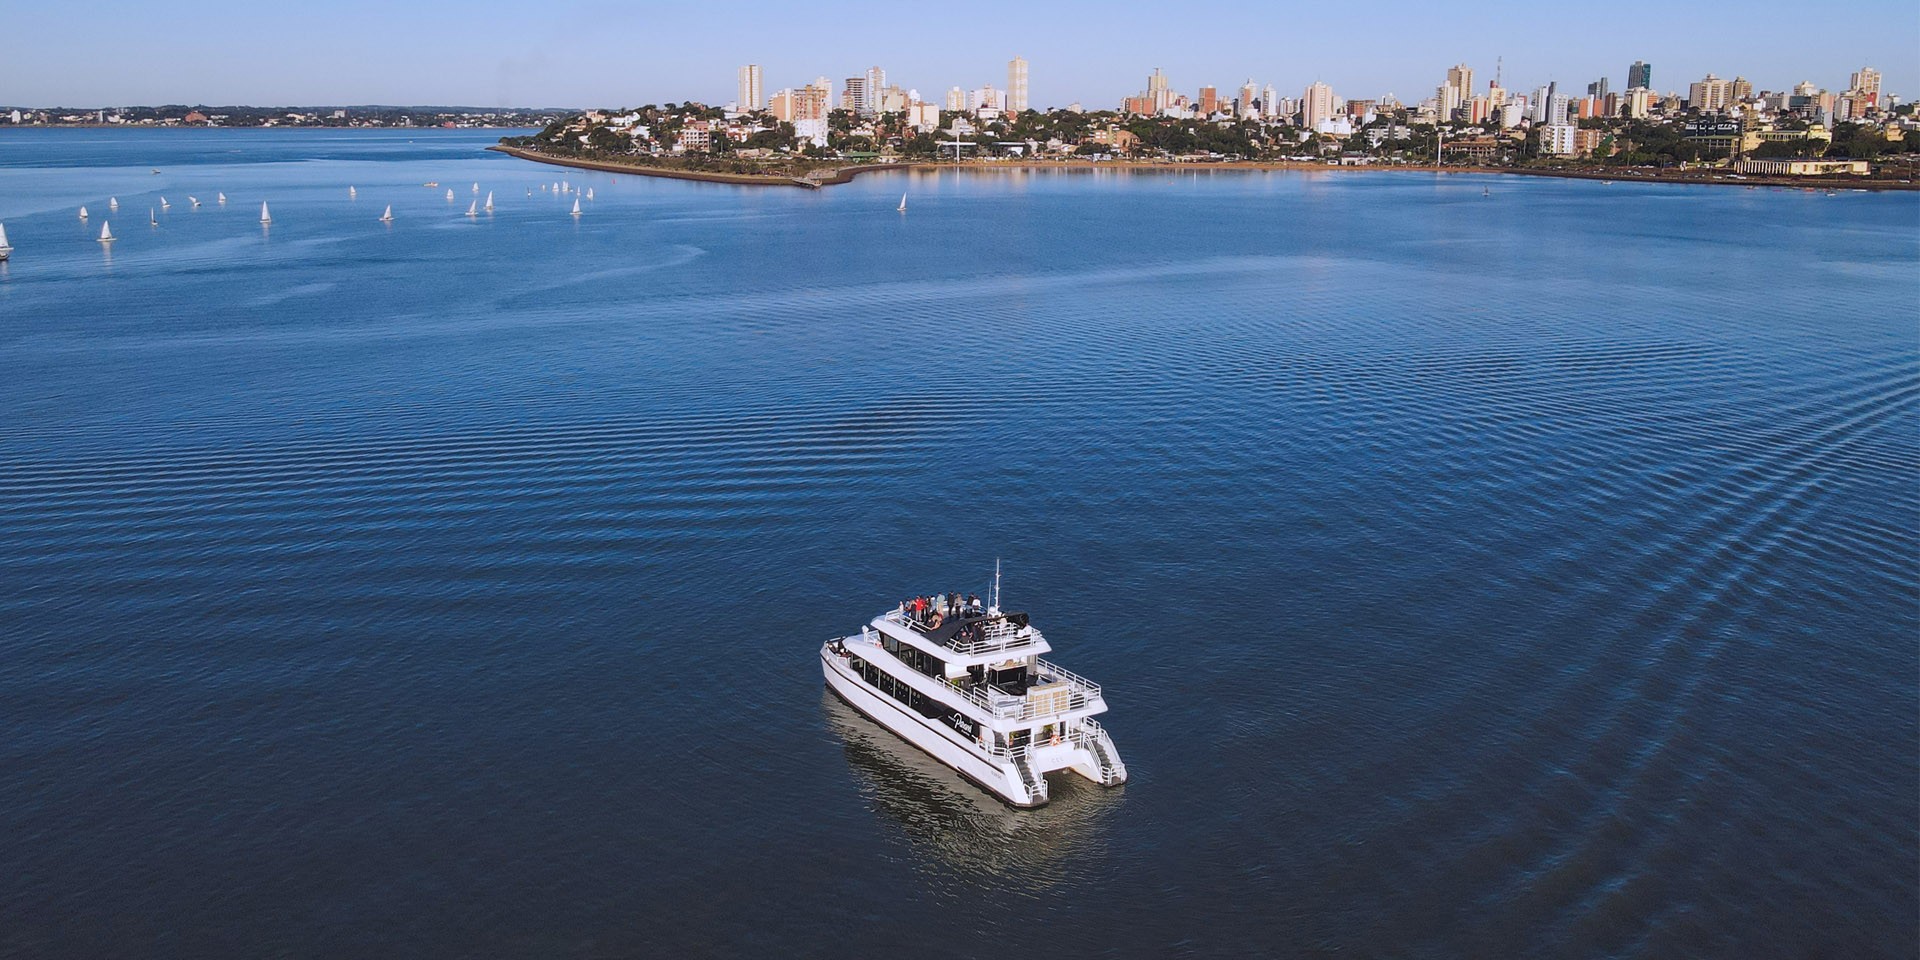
<box><xmin>494</xmin><ymin>146</ymin><xmax>1917</xmax><ymax>193</ymax></box>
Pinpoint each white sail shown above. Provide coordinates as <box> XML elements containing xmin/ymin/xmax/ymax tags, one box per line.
<box><xmin>586</xmin><ymin>188</ymin><xmax>594</xmax><ymax>200</ymax></box>
<box><xmin>484</xmin><ymin>191</ymin><xmax>494</xmax><ymax>211</ymax></box>
<box><xmin>445</xmin><ymin>189</ymin><xmax>454</xmax><ymax>201</ymax></box>
<box><xmin>79</xmin><ymin>206</ymin><xmax>89</xmax><ymax>220</ymax></box>
<box><xmin>260</xmin><ymin>202</ymin><xmax>271</xmax><ymax>223</ymax></box>
<box><xmin>571</xmin><ymin>198</ymin><xmax>581</xmax><ymax>216</ymax></box>
<box><xmin>109</xmin><ymin>197</ymin><xmax>119</xmax><ymax>210</ymax></box>
<box><xmin>379</xmin><ymin>204</ymin><xmax>393</xmax><ymax>222</ymax></box>
<box><xmin>217</xmin><ymin>192</ymin><xmax>226</xmax><ymax>203</ymax></box>
<box><xmin>349</xmin><ymin>186</ymin><xmax>357</xmax><ymax>198</ymax></box>
<box><xmin>189</xmin><ymin>196</ymin><xmax>200</xmax><ymax>207</ymax></box>
<box><xmin>160</xmin><ymin>196</ymin><xmax>170</xmax><ymax>209</ymax></box>
<box><xmin>99</xmin><ymin>221</ymin><xmax>113</xmax><ymax>242</ymax></box>
<box><xmin>150</xmin><ymin>208</ymin><xmax>158</xmax><ymax>225</ymax></box>
<box><xmin>898</xmin><ymin>192</ymin><xmax>907</xmax><ymax>212</ymax></box>
<box><xmin>0</xmin><ymin>222</ymin><xmax>11</xmax><ymax>253</ymax></box>
<box><xmin>472</xmin><ymin>182</ymin><xmax>479</xmax><ymax>193</ymax></box>
<box><xmin>466</xmin><ymin>200</ymin><xmax>477</xmax><ymax>217</ymax></box>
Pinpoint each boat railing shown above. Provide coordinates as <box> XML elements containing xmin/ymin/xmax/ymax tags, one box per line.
<box><xmin>885</xmin><ymin>608</ymin><xmax>1047</xmax><ymax>656</ymax></box>
<box><xmin>955</xmin><ymin>660</ymin><xmax>1103</xmax><ymax>722</ymax></box>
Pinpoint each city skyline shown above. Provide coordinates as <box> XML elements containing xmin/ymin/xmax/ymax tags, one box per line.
<box><xmin>4</xmin><ymin>0</ymin><xmax>1915</xmax><ymax>108</ymax></box>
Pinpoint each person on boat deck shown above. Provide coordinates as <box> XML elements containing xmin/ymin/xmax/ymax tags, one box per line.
<box><xmin>967</xmin><ymin>594</ymin><xmax>981</xmax><ymax>615</ymax></box>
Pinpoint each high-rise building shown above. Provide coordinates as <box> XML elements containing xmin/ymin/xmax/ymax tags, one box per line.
<box><xmin>736</xmin><ymin>64</ymin><xmax>763</xmax><ymax>112</ymax></box>
<box><xmin>805</xmin><ymin>78</ymin><xmax>832</xmax><ymax>112</ymax></box>
<box><xmin>1237</xmin><ymin>80</ymin><xmax>1257</xmax><ymax>117</ymax></box>
<box><xmin>1147</xmin><ymin>68</ymin><xmax>1172</xmax><ymax>113</ymax></box>
<box><xmin>1688</xmin><ymin>74</ymin><xmax>1731</xmax><ymax>112</ymax></box>
<box><xmin>842</xmin><ymin>77</ymin><xmax>867</xmax><ymax>116</ymax></box>
<box><xmin>1262</xmin><ymin>84</ymin><xmax>1278</xmax><ymax>119</ymax></box>
<box><xmin>1549</xmin><ymin>91</ymin><xmax>1570</xmax><ymax>125</ymax></box>
<box><xmin>1007</xmin><ymin>57</ymin><xmax>1029</xmax><ymax>113</ymax></box>
<box><xmin>946</xmin><ymin>87</ymin><xmax>966</xmax><ymax>111</ymax></box>
<box><xmin>768</xmin><ymin>88</ymin><xmax>794</xmax><ymax>122</ymax></box>
<box><xmin>1628</xmin><ymin>60</ymin><xmax>1652</xmax><ymax>91</ymax></box>
<box><xmin>1198</xmin><ymin>86</ymin><xmax>1219</xmax><ymax>115</ymax></box>
<box><xmin>862</xmin><ymin>66</ymin><xmax>887</xmax><ymax>116</ymax></box>
<box><xmin>1587</xmin><ymin>77</ymin><xmax>1609</xmax><ymax>99</ymax></box>
<box><xmin>1303</xmin><ymin>81</ymin><xmax>1336</xmax><ymax>129</ymax></box>
<box><xmin>1849</xmin><ymin>66</ymin><xmax>1882</xmax><ymax>109</ymax></box>
<box><xmin>1446</xmin><ymin>63</ymin><xmax>1474</xmax><ymax>105</ymax></box>
<box><xmin>1730</xmin><ymin>76</ymin><xmax>1752</xmax><ymax>102</ymax></box>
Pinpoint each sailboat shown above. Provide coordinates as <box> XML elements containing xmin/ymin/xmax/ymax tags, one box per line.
<box><xmin>98</xmin><ymin>222</ymin><xmax>114</xmax><ymax>244</ymax></box>
<box><xmin>349</xmin><ymin>186</ymin><xmax>357</xmax><ymax>199</ymax></box>
<box><xmin>217</xmin><ymin>192</ymin><xmax>227</xmax><ymax>204</ymax></box>
<box><xmin>571</xmin><ymin>198</ymin><xmax>581</xmax><ymax>217</ymax></box>
<box><xmin>897</xmin><ymin>192</ymin><xmax>907</xmax><ymax>212</ymax></box>
<box><xmin>260</xmin><ymin>202</ymin><xmax>272</xmax><ymax>224</ymax></box>
<box><xmin>189</xmin><ymin>196</ymin><xmax>201</xmax><ymax>208</ymax></box>
<box><xmin>0</xmin><ymin>222</ymin><xmax>12</xmax><ymax>261</ymax></box>
<box><xmin>150</xmin><ymin>208</ymin><xmax>158</xmax><ymax>226</ymax></box>
<box><xmin>160</xmin><ymin>196</ymin><xmax>171</xmax><ymax>209</ymax></box>
<box><xmin>109</xmin><ymin>197</ymin><xmax>119</xmax><ymax>211</ymax></box>
<box><xmin>78</xmin><ymin>206</ymin><xmax>89</xmax><ymax>220</ymax></box>
<box><xmin>472</xmin><ymin>182</ymin><xmax>479</xmax><ymax>194</ymax></box>
<box><xmin>465</xmin><ymin>200</ymin><xmax>478</xmax><ymax>217</ymax></box>
<box><xmin>379</xmin><ymin>205</ymin><xmax>393</xmax><ymax>222</ymax></box>
<box><xmin>561</xmin><ymin>180</ymin><xmax>570</xmax><ymax>193</ymax></box>
<box><xmin>445</xmin><ymin>189</ymin><xmax>454</xmax><ymax>201</ymax></box>
<box><xmin>586</xmin><ymin>187</ymin><xmax>594</xmax><ymax>200</ymax></box>
<box><xmin>484</xmin><ymin>191</ymin><xmax>494</xmax><ymax>212</ymax></box>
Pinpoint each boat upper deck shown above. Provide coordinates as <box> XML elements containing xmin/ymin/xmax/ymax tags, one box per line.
<box><xmin>876</xmin><ymin>607</ymin><xmax>1049</xmax><ymax>660</ymax></box>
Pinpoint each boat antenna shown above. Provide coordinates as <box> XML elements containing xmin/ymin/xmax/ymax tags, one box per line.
<box><xmin>993</xmin><ymin>558</ymin><xmax>1001</xmax><ymax>612</ymax></box>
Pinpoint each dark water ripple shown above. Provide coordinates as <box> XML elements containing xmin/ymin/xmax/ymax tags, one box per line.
<box><xmin>0</xmin><ymin>129</ymin><xmax>1915</xmax><ymax>959</ymax></box>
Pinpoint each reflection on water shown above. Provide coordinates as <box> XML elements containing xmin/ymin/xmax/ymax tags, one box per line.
<box><xmin>821</xmin><ymin>689</ymin><xmax>1122</xmax><ymax>885</ymax></box>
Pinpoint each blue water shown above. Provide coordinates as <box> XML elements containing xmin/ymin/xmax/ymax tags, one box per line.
<box><xmin>1</xmin><ymin>128</ymin><xmax>1916</xmax><ymax>958</ymax></box>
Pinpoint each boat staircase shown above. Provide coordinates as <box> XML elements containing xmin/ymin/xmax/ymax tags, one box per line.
<box><xmin>1012</xmin><ymin>752</ymin><xmax>1049</xmax><ymax>804</ymax></box>
<box><xmin>1076</xmin><ymin>719</ymin><xmax>1128</xmax><ymax>786</ymax></box>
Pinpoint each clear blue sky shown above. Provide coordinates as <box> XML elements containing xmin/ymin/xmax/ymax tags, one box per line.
<box><xmin>7</xmin><ymin>0</ymin><xmax>1916</xmax><ymax>108</ymax></box>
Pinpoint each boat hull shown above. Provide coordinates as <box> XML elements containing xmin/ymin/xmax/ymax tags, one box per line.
<box><xmin>822</xmin><ymin>648</ymin><xmax>1049</xmax><ymax>808</ymax></box>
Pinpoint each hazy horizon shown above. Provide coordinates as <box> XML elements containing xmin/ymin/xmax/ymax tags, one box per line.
<box><xmin>7</xmin><ymin>0</ymin><xmax>1917</xmax><ymax>110</ymax></box>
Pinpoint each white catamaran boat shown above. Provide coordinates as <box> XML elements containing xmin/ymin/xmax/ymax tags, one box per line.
<box><xmin>821</xmin><ymin>577</ymin><xmax>1127</xmax><ymax>808</ymax></box>
<box><xmin>0</xmin><ymin>222</ymin><xmax>12</xmax><ymax>261</ymax></box>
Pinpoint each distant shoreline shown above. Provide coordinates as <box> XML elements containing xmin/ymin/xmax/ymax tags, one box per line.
<box><xmin>493</xmin><ymin>146</ymin><xmax>1917</xmax><ymax>193</ymax></box>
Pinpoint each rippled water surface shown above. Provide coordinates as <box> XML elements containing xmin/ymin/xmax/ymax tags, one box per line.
<box><xmin>2</xmin><ymin>128</ymin><xmax>1916</xmax><ymax>958</ymax></box>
